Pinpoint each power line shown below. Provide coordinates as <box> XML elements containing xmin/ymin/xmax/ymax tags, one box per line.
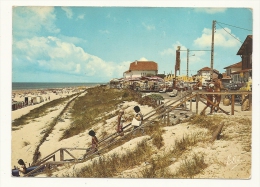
<box><xmin>216</xmin><ymin>22</ymin><xmax>243</xmax><ymax>43</ymax></box>
<box><xmin>216</xmin><ymin>21</ymin><xmax>252</xmax><ymax>32</ymax></box>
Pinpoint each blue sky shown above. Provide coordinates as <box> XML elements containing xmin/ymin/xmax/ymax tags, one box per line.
<box><xmin>11</xmin><ymin>7</ymin><xmax>253</xmax><ymax>82</ymax></box>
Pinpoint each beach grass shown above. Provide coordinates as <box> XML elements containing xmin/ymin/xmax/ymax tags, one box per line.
<box><xmin>59</xmin><ymin>87</ymin><xmax>159</xmax><ymax>140</ymax></box>
<box><xmin>71</xmin><ymin>140</ymin><xmax>153</xmax><ymax>178</ymax></box>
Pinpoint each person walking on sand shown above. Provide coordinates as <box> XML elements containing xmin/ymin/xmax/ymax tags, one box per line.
<box><xmin>117</xmin><ymin>109</ymin><xmax>125</xmax><ymax>136</ymax></box>
<box><xmin>89</xmin><ymin>130</ymin><xmax>99</xmax><ymax>153</ymax></box>
<box><xmin>17</xmin><ymin>159</ymin><xmax>27</xmax><ymax>177</ymax></box>
<box><xmin>214</xmin><ymin>74</ymin><xmax>227</xmax><ymax>112</ymax></box>
<box><xmin>132</xmin><ymin>106</ymin><xmax>143</xmax><ymax>130</ymax></box>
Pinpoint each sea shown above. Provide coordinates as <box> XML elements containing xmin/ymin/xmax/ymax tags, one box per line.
<box><xmin>12</xmin><ymin>82</ymin><xmax>107</xmax><ymax>90</ymax></box>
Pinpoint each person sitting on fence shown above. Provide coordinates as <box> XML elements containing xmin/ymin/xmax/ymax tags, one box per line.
<box><xmin>88</xmin><ymin>130</ymin><xmax>99</xmax><ymax>154</ymax></box>
<box><xmin>132</xmin><ymin>106</ymin><xmax>143</xmax><ymax>131</ymax></box>
<box><xmin>17</xmin><ymin>159</ymin><xmax>27</xmax><ymax>177</ymax></box>
<box><xmin>117</xmin><ymin>109</ymin><xmax>125</xmax><ymax>136</ymax></box>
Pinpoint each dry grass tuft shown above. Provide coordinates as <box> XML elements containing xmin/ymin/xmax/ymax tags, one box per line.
<box><xmin>22</xmin><ymin>141</ymin><xmax>30</xmax><ymax>147</ymax></box>
<box><xmin>171</xmin><ymin>131</ymin><xmax>209</xmax><ymax>157</ymax></box>
<box><xmin>172</xmin><ymin>152</ymin><xmax>207</xmax><ymax>178</ymax></box>
<box><xmin>187</xmin><ymin>114</ymin><xmax>226</xmax><ymax>133</ymax></box>
<box><xmin>73</xmin><ymin>140</ymin><xmax>153</xmax><ymax>178</ymax></box>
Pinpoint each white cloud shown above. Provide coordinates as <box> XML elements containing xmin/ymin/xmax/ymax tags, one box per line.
<box><xmin>13</xmin><ymin>7</ymin><xmax>60</xmax><ymax>38</ymax></box>
<box><xmin>13</xmin><ymin>36</ymin><xmax>127</xmax><ymax>80</ymax></box>
<box><xmin>139</xmin><ymin>57</ymin><xmax>149</xmax><ymax>61</ymax></box>
<box><xmin>194</xmin><ymin>8</ymin><xmax>227</xmax><ymax>14</ymax></box>
<box><xmin>142</xmin><ymin>22</ymin><xmax>155</xmax><ymax>30</ymax></box>
<box><xmin>77</xmin><ymin>14</ymin><xmax>85</xmax><ymax>19</ymax></box>
<box><xmin>193</xmin><ymin>28</ymin><xmax>241</xmax><ymax>48</ymax></box>
<box><xmin>61</xmin><ymin>7</ymin><xmax>73</xmax><ymax>19</ymax></box>
<box><xmin>160</xmin><ymin>41</ymin><xmax>184</xmax><ymax>56</ymax></box>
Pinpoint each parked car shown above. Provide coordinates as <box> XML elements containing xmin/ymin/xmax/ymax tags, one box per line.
<box><xmin>229</xmin><ymin>83</ymin><xmax>245</xmax><ymax>90</ymax></box>
<box><xmin>167</xmin><ymin>89</ymin><xmax>178</xmax><ymax>97</ymax></box>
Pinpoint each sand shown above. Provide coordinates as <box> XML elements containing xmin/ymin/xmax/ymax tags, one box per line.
<box><xmin>11</xmin><ymin>88</ymin><xmax>252</xmax><ymax>178</ymax></box>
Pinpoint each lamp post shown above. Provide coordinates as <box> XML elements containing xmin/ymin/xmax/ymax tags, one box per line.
<box><xmin>187</xmin><ymin>49</ymin><xmax>195</xmax><ymax>77</ymax></box>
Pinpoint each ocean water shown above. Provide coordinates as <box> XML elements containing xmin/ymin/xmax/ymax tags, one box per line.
<box><xmin>12</xmin><ymin>82</ymin><xmax>106</xmax><ymax>90</ymax></box>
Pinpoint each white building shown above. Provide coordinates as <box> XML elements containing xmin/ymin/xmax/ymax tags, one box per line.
<box><xmin>123</xmin><ymin>60</ymin><xmax>158</xmax><ymax>79</ymax></box>
<box><xmin>223</xmin><ymin>61</ymin><xmax>242</xmax><ymax>83</ymax></box>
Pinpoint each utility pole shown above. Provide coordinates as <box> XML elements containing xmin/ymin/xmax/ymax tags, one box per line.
<box><xmin>187</xmin><ymin>49</ymin><xmax>189</xmax><ymax>77</ymax></box>
<box><xmin>210</xmin><ymin>20</ymin><xmax>216</xmax><ymax>80</ymax></box>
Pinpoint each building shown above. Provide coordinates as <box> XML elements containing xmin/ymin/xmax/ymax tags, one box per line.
<box><xmin>123</xmin><ymin>60</ymin><xmax>158</xmax><ymax>79</ymax></box>
<box><xmin>231</xmin><ymin>35</ymin><xmax>252</xmax><ymax>83</ymax></box>
<box><xmin>223</xmin><ymin>61</ymin><xmax>242</xmax><ymax>83</ymax></box>
<box><xmin>197</xmin><ymin>67</ymin><xmax>219</xmax><ymax>84</ymax></box>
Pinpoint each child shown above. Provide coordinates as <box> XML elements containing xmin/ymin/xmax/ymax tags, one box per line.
<box><xmin>132</xmin><ymin>106</ymin><xmax>143</xmax><ymax>130</ymax></box>
<box><xmin>88</xmin><ymin>130</ymin><xmax>99</xmax><ymax>153</ymax></box>
<box><xmin>117</xmin><ymin>110</ymin><xmax>125</xmax><ymax>136</ymax></box>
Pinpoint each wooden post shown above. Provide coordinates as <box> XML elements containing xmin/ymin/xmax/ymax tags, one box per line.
<box><xmin>231</xmin><ymin>94</ymin><xmax>235</xmax><ymax>115</ymax></box>
<box><xmin>190</xmin><ymin>96</ymin><xmax>192</xmax><ymax>111</ymax></box>
<box><xmin>53</xmin><ymin>155</ymin><xmax>55</xmax><ymax>161</ymax></box>
<box><xmin>167</xmin><ymin>109</ymin><xmax>170</xmax><ymax>126</ymax></box>
<box><xmin>249</xmin><ymin>94</ymin><xmax>252</xmax><ymax>111</ymax></box>
<box><xmin>60</xmin><ymin>149</ymin><xmax>64</xmax><ymax>161</ymax></box>
<box><xmin>211</xmin><ymin>122</ymin><xmax>224</xmax><ymax>142</ymax></box>
<box><xmin>196</xmin><ymin>93</ymin><xmax>199</xmax><ymax>114</ymax></box>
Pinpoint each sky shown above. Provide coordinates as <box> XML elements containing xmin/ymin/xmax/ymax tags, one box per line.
<box><xmin>11</xmin><ymin>6</ymin><xmax>253</xmax><ymax>83</ymax></box>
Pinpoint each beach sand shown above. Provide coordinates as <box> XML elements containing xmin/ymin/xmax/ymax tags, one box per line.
<box><xmin>11</xmin><ymin>88</ymin><xmax>252</xmax><ymax>178</ymax></box>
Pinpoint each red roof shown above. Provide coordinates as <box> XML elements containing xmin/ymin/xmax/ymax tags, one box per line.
<box><xmin>129</xmin><ymin>61</ymin><xmax>158</xmax><ymax>71</ymax></box>
<box><xmin>224</xmin><ymin>61</ymin><xmax>242</xmax><ymax>69</ymax></box>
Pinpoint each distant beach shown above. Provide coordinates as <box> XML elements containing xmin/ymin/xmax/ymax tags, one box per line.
<box><xmin>12</xmin><ymin>82</ymin><xmax>106</xmax><ymax>90</ymax></box>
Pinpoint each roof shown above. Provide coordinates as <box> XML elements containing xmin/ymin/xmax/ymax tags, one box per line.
<box><xmin>231</xmin><ymin>69</ymin><xmax>252</xmax><ymax>74</ymax></box>
<box><xmin>224</xmin><ymin>61</ymin><xmax>242</xmax><ymax>69</ymax></box>
<box><xmin>198</xmin><ymin>67</ymin><xmax>219</xmax><ymax>73</ymax></box>
<box><xmin>222</xmin><ymin>73</ymin><xmax>231</xmax><ymax>79</ymax></box>
<box><xmin>237</xmin><ymin>35</ymin><xmax>252</xmax><ymax>55</ymax></box>
<box><xmin>129</xmin><ymin>61</ymin><xmax>158</xmax><ymax>71</ymax></box>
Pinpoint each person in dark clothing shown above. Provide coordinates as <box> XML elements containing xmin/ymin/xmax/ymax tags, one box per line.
<box><xmin>17</xmin><ymin>159</ymin><xmax>27</xmax><ymax>176</ymax></box>
<box><xmin>88</xmin><ymin>130</ymin><xmax>99</xmax><ymax>153</ymax></box>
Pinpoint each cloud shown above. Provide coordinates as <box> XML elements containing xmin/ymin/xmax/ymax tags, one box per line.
<box><xmin>77</xmin><ymin>14</ymin><xmax>85</xmax><ymax>20</ymax></box>
<box><xmin>193</xmin><ymin>28</ymin><xmax>241</xmax><ymax>48</ymax></box>
<box><xmin>13</xmin><ymin>36</ymin><xmax>127</xmax><ymax>80</ymax></box>
<box><xmin>58</xmin><ymin>35</ymin><xmax>87</xmax><ymax>45</ymax></box>
<box><xmin>194</xmin><ymin>8</ymin><xmax>227</xmax><ymax>14</ymax></box>
<box><xmin>61</xmin><ymin>7</ymin><xmax>73</xmax><ymax>19</ymax></box>
<box><xmin>139</xmin><ymin>57</ymin><xmax>149</xmax><ymax>61</ymax></box>
<box><xmin>13</xmin><ymin>7</ymin><xmax>60</xmax><ymax>39</ymax></box>
<box><xmin>142</xmin><ymin>22</ymin><xmax>155</xmax><ymax>30</ymax></box>
<box><xmin>160</xmin><ymin>41</ymin><xmax>184</xmax><ymax>56</ymax></box>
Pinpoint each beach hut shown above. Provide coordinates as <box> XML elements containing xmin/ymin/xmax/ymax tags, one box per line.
<box><xmin>24</xmin><ymin>96</ymin><xmax>32</xmax><ymax>106</ymax></box>
<box><xmin>12</xmin><ymin>101</ymin><xmax>24</xmax><ymax>111</ymax></box>
<box><xmin>35</xmin><ymin>96</ymin><xmax>44</xmax><ymax>104</ymax></box>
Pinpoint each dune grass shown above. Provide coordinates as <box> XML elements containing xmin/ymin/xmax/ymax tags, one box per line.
<box><xmin>71</xmin><ymin>140</ymin><xmax>153</xmax><ymax>178</ymax></box>
<box><xmin>187</xmin><ymin>114</ymin><xmax>225</xmax><ymax>133</ymax></box>
<box><xmin>60</xmin><ymin>87</ymin><xmax>160</xmax><ymax>140</ymax></box>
